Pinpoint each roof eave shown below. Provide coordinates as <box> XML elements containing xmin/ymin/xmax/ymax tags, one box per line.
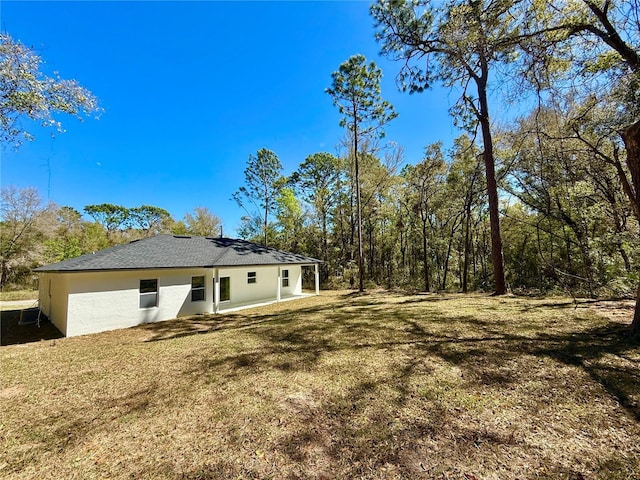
<box><xmin>34</xmin><ymin>259</ymin><xmax>322</xmax><ymax>273</ymax></box>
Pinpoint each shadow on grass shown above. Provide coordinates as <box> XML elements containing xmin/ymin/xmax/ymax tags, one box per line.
<box><xmin>108</xmin><ymin>291</ymin><xmax>640</xmax><ymax>477</ymax></box>
<box><xmin>165</xmin><ymin>293</ymin><xmax>639</xmax><ymax>427</ymax></box>
<box><xmin>1</xmin><ymin>308</ymin><xmax>63</xmax><ymax>346</ymax></box>
<box><xmin>532</xmin><ymin>322</ymin><xmax>640</xmax><ymax>421</ymax></box>
<box><xmin>5</xmin><ymin>291</ymin><xmax>636</xmax><ymax>479</ymax></box>
<box><xmin>266</xmin><ymin>315</ymin><xmax>639</xmax><ymax>477</ymax></box>
<box><xmin>140</xmin><ymin>293</ymin><xmax>359</xmax><ymax>342</ymax></box>
<box><xmin>3</xmin><ymin>383</ymin><xmax>158</xmax><ymax>475</ymax></box>
<box><xmin>142</xmin><ymin>292</ymin><xmax>639</xmax><ymax>406</ymax></box>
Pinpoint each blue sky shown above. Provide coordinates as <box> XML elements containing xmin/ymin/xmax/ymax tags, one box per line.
<box><xmin>1</xmin><ymin>1</ymin><xmax>463</xmax><ymax>235</ymax></box>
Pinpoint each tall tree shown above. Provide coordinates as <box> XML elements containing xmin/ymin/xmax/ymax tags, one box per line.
<box><xmin>568</xmin><ymin>0</ymin><xmax>640</xmax><ymax>336</ymax></box>
<box><xmin>182</xmin><ymin>206</ymin><xmax>222</xmax><ymax>237</ymax></box>
<box><xmin>402</xmin><ymin>143</ymin><xmax>446</xmax><ymax>291</ymax></box>
<box><xmin>83</xmin><ymin>204</ymin><xmax>129</xmax><ymax>241</ymax></box>
<box><xmin>233</xmin><ymin>148</ymin><xmax>283</xmax><ymax>247</ymax></box>
<box><xmin>326</xmin><ymin>54</ymin><xmax>397</xmax><ymax>292</ymax></box>
<box><xmin>371</xmin><ymin>0</ymin><xmax>519</xmax><ymax>294</ymax></box>
<box><xmin>0</xmin><ymin>186</ymin><xmax>52</xmax><ymax>287</ymax></box>
<box><xmin>0</xmin><ymin>33</ymin><xmax>100</xmax><ymax>148</ymax></box>
<box><xmin>129</xmin><ymin>205</ymin><xmax>172</xmax><ymax>236</ymax></box>
<box><xmin>292</xmin><ymin>152</ymin><xmax>341</xmax><ymax>280</ymax></box>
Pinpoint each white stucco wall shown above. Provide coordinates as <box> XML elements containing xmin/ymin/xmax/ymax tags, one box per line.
<box><xmin>282</xmin><ymin>265</ymin><xmax>303</xmax><ymax>296</ymax></box>
<box><xmin>38</xmin><ymin>272</ymin><xmax>69</xmax><ymax>335</ymax></box>
<box><xmin>216</xmin><ymin>264</ymin><xmax>302</xmax><ymax>308</ymax></box>
<box><xmin>38</xmin><ymin>263</ymin><xmax>307</xmax><ymax>337</ymax></box>
<box><xmin>62</xmin><ymin>268</ymin><xmax>214</xmax><ymax>337</ymax></box>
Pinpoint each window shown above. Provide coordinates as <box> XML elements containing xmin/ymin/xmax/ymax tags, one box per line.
<box><xmin>247</xmin><ymin>271</ymin><xmax>256</xmax><ymax>284</ymax></box>
<box><xmin>139</xmin><ymin>279</ymin><xmax>158</xmax><ymax>308</ymax></box>
<box><xmin>220</xmin><ymin>277</ymin><xmax>230</xmax><ymax>302</ymax></box>
<box><xmin>191</xmin><ymin>276</ymin><xmax>205</xmax><ymax>302</ymax></box>
<box><xmin>282</xmin><ymin>269</ymin><xmax>289</xmax><ymax>288</ymax></box>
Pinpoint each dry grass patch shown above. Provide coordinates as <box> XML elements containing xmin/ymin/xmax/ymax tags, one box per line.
<box><xmin>1</xmin><ymin>291</ymin><xmax>639</xmax><ymax>479</ymax></box>
<box><xmin>0</xmin><ymin>290</ymin><xmax>37</xmax><ymax>302</ymax></box>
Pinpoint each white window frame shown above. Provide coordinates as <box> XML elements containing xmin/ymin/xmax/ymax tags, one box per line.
<box><xmin>191</xmin><ymin>275</ymin><xmax>206</xmax><ymax>302</ymax></box>
<box><xmin>282</xmin><ymin>269</ymin><xmax>289</xmax><ymax>288</ymax></box>
<box><xmin>247</xmin><ymin>271</ymin><xmax>257</xmax><ymax>284</ymax></box>
<box><xmin>139</xmin><ymin>279</ymin><xmax>158</xmax><ymax>309</ymax></box>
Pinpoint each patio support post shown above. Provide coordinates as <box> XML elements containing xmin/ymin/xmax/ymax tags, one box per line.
<box><xmin>315</xmin><ymin>264</ymin><xmax>319</xmax><ymax>296</ymax></box>
<box><xmin>277</xmin><ymin>266</ymin><xmax>281</xmax><ymax>303</ymax></box>
<box><xmin>214</xmin><ymin>268</ymin><xmax>220</xmax><ymax>314</ymax></box>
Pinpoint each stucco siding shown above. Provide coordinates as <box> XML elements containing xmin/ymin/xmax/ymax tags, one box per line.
<box><xmin>217</xmin><ymin>265</ymin><xmax>278</xmax><ymax>308</ymax></box>
<box><xmin>38</xmin><ymin>272</ymin><xmax>70</xmax><ymax>335</ymax></box>
<box><xmin>38</xmin><ymin>263</ymin><xmax>310</xmax><ymax>337</ymax></box>
<box><xmin>281</xmin><ymin>265</ymin><xmax>302</xmax><ymax>296</ymax></box>
<box><xmin>64</xmin><ymin>268</ymin><xmax>214</xmax><ymax>337</ymax></box>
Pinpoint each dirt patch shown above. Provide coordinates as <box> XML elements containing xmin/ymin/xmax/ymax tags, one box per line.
<box><xmin>0</xmin><ymin>385</ymin><xmax>25</xmax><ymax>399</ymax></box>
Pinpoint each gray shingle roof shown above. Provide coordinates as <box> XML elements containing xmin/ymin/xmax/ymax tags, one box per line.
<box><xmin>34</xmin><ymin>235</ymin><xmax>321</xmax><ymax>272</ymax></box>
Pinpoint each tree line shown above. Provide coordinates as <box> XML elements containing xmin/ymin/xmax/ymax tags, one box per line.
<box><xmin>3</xmin><ymin>121</ymin><xmax>637</xmax><ymax>299</ymax></box>
<box><xmin>232</xmin><ymin>134</ymin><xmax>637</xmax><ymax>295</ymax></box>
<box><xmin>0</xmin><ymin>188</ymin><xmax>222</xmax><ymax>288</ymax></box>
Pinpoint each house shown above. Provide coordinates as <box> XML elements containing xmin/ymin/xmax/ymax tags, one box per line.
<box><xmin>34</xmin><ymin>235</ymin><xmax>321</xmax><ymax>337</ymax></box>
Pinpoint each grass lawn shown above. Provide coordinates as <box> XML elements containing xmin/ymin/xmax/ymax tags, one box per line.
<box><xmin>1</xmin><ymin>291</ymin><xmax>639</xmax><ymax>479</ymax></box>
<box><xmin>0</xmin><ymin>289</ymin><xmax>38</xmax><ymax>302</ymax></box>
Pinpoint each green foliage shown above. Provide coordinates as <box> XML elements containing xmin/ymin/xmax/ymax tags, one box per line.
<box><xmin>237</xmin><ymin>213</ymin><xmax>278</xmax><ymax>246</ymax></box>
<box><xmin>499</xmin><ymin>98</ymin><xmax>639</xmax><ymax>296</ymax></box>
<box><xmin>182</xmin><ymin>206</ymin><xmax>222</xmax><ymax>237</ymax></box>
<box><xmin>129</xmin><ymin>205</ymin><xmax>172</xmax><ymax>234</ymax></box>
<box><xmin>273</xmin><ymin>188</ymin><xmax>305</xmax><ymax>253</ymax></box>
<box><xmin>326</xmin><ymin>54</ymin><xmax>397</xmax><ymax>139</ymax></box>
<box><xmin>292</xmin><ymin>152</ymin><xmax>341</xmax><ymax>216</ymax></box>
<box><xmin>233</xmin><ymin>148</ymin><xmax>284</xmax><ymax>246</ymax></box>
<box><xmin>372</xmin><ymin>0</ymin><xmax>515</xmax><ymax>294</ymax></box>
<box><xmin>83</xmin><ymin>204</ymin><xmax>130</xmax><ymax>233</ymax></box>
<box><xmin>327</xmin><ymin>54</ymin><xmax>397</xmax><ymax>291</ymax></box>
<box><xmin>0</xmin><ymin>33</ymin><xmax>100</xmax><ymax>148</ymax></box>
<box><xmin>44</xmin><ymin>235</ymin><xmax>82</xmax><ymax>263</ymax></box>
<box><xmin>0</xmin><ymin>186</ymin><xmax>52</xmax><ymax>288</ymax></box>
<box><xmin>371</xmin><ymin>0</ymin><xmax>521</xmax><ymax>127</ymax></box>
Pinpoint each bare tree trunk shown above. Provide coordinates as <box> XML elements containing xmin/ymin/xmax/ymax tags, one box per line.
<box><xmin>442</xmin><ymin>222</ymin><xmax>458</xmax><ymax>290</ymax></box>
<box><xmin>263</xmin><ymin>206</ymin><xmax>268</xmax><ymax>247</ymax></box>
<box><xmin>477</xmin><ymin>75</ymin><xmax>507</xmax><ymax>294</ymax></box>
<box><xmin>0</xmin><ymin>261</ymin><xmax>8</xmax><ymax>290</ymax></box>
<box><xmin>422</xmin><ymin>220</ymin><xmax>430</xmax><ymax>292</ymax></box>
<box><xmin>354</xmin><ymin>132</ymin><xmax>364</xmax><ymax>292</ymax></box>
<box><xmin>620</xmin><ymin>120</ymin><xmax>640</xmax><ymax>337</ymax></box>
<box><xmin>399</xmin><ymin>225</ymin><xmax>406</xmax><ymax>274</ymax></box>
<box><xmin>631</xmin><ymin>281</ymin><xmax>640</xmax><ymax>339</ymax></box>
<box><xmin>320</xmin><ymin>209</ymin><xmax>328</xmax><ymax>283</ymax></box>
<box><xmin>462</xmin><ymin>195</ymin><xmax>473</xmax><ymax>293</ymax></box>
<box><xmin>620</xmin><ymin>122</ymin><xmax>640</xmax><ymax>217</ymax></box>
